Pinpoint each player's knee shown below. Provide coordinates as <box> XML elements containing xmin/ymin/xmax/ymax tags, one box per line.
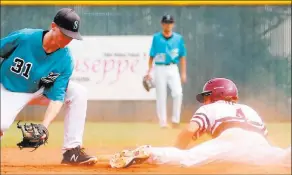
<box><xmin>171</xmin><ymin>90</ymin><xmax>183</xmax><ymax>98</ymax></box>
<box><xmin>68</xmin><ymin>83</ymin><xmax>88</xmax><ymax>102</ymax></box>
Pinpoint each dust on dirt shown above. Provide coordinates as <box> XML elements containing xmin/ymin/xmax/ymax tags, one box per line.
<box><xmin>1</xmin><ymin>148</ymin><xmax>290</xmax><ymax>174</ymax></box>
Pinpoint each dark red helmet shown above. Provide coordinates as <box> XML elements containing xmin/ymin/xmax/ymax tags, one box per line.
<box><xmin>196</xmin><ymin>78</ymin><xmax>238</xmax><ymax>103</ymax></box>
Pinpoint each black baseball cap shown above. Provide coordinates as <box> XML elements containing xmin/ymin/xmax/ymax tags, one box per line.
<box><xmin>161</xmin><ymin>14</ymin><xmax>174</xmax><ymax>24</ymax></box>
<box><xmin>53</xmin><ymin>8</ymin><xmax>82</xmax><ymax>40</ymax></box>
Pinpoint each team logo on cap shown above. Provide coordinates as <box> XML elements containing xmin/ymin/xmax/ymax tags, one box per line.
<box><xmin>73</xmin><ymin>21</ymin><xmax>79</xmax><ymax>30</ymax></box>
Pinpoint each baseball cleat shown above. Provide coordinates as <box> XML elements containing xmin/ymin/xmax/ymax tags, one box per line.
<box><xmin>61</xmin><ymin>146</ymin><xmax>98</xmax><ymax>166</ymax></box>
<box><xmin>160</xmin><ymin>125</ymin><xmax>170</xmax><ymax>129</ymax></box>
<box><xmin>110</xmin><ymin>145</ymin><xmax>151</xmax><ymax>168</ymax></box>
<box><xmin>171</xmin><ymin>123</ymin><xmax>180</xmax><ymax>129</ymax></box>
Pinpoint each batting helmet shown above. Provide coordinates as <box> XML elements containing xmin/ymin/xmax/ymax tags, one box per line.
<box><xmin>196</xmin><ymin>78</ymin><xmax>238</xmax><ymax>103</ymax></box>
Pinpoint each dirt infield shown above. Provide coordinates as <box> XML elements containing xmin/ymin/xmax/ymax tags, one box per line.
<box><xmin>1</xmin><ymin>148</ymin><xmax>291</xmax><ymax>174</ymax></box>
<box><xmin>1</xmin><ymin>122</ymin><xmax>291</xmax><ymax>174</ymax></box>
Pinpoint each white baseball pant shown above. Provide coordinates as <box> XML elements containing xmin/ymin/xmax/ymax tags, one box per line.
<box><xmin>154</xmin><ymin>64</ymin><xmax>182</xmax><ymax>127</ymax></box>
<box><xmin>147</xmin><ymin>128</ymin><xmax>291</xmax><ymax>167</ymax></box>
<box><xmin>0</xmin><ymin>81</ymin><xmax>88</xmax><ymax>151</ymax></box>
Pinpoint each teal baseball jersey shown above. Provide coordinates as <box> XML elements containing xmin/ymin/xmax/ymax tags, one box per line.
<box><xmin>149</xmin><ymin>32</ymin><xmax>186</xmax><ymax>65</ymax></box>
<box><xmin>0</xmin><ymin>28</ymin><xmax>74</xmax><ymax>102</ymax></box>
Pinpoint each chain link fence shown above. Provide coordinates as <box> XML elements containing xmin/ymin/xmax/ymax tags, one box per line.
<box><xmin>1</xmin><ymin>6</ymin><xmax>291</xmax><ymax>122</ymax></box>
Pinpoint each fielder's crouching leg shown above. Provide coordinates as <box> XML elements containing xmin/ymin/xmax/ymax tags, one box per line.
<box><xmin>63</xmin><ymin>81</ymin><xmax>88</xmax><ymax>150</ymax></box>
<box><xmin>60</xmin><ymin>81</ymin><xmax>97</xmax><ymax>165</ymax></box>
<box><xmin>171</xmin><ymin>90</ymin><xmax>183</xmax><ymax>125</ymax></box>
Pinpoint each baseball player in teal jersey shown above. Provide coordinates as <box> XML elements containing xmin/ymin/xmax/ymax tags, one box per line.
<box><xmin>0</xmin><ymin>8</ymin><xmax>97</xmax><ymax>165</ymax></box>
<box><xmin>146</xmin><ymin>14</ymin><xmax>187</xmax><ymax>129</ymax></box>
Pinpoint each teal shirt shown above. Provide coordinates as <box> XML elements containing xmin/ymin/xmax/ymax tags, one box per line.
<box><xmin>149</xmin><ymin>32</ymin><xmax>186</xmax><ymax>65</ymax></box>
<box><xmin>0</xmin><ymin>28</ymin><xmax>74</xmax><ymax>102</ymax></box>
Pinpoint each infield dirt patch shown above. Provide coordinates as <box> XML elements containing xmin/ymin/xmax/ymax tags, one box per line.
<box><xmin>1</xmin><ymin>148</ymin><xmax>291</xmax><ymax>174</ymax></box>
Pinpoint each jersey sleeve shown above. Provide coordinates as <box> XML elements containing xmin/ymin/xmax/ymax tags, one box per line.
<box><xmin>242</xmin><ymin>105</ymin><xmax>268</xmax><ymax>136</ymax></box>
<box><xmin>43</xmin><ymin>53</ymin><xmax>74</xmax><ymax>102</ymax></box>
<box><xmin>0</xmin><ymin>30</ymin><xmax>25</xmax><ymax>58</ymax></box>
<box><xmin>149</xmin><ymin>35</ymin><xmax>156</xmax><ymax>58</ymax></box>
<box><xmin>190</xmin><ymin>106</ymin><xmax>210</xmax><ymax>134</ymax></box>
<box><xmin>179</xmin><ymin>36</ymin><xmax>187</xmax><ymax>58</ymax></box>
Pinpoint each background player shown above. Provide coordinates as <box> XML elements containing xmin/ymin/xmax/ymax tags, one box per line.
<box><xmin>0</xmin><ymin>8</ymin><xmax>97</xmax><ymax>165</ymax></box>
<box><xmin>145</xmin><ymin>14</ymin><xmax>187</xmax><ymax>129</ymax></box>
<box><xmin>110</xmin><ymin>78</ymin><xmax>291</xmax><ymax>168</ymax></box>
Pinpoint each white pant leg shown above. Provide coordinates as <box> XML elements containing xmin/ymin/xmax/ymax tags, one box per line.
<box><xmin>212</xmin><ymin>129</ymin><xmax>290</xmax><ymax>167</ymax></box>
<box><xmin>62</xmin><ymin>81</ymin><xmax>88</xmax><ymax>150</ymax></box>
<box><xmin>154</xmin><ymin>66</ymin><xmax>168</xmax><ymax>127</ymax></box>
<box><xmin>149</xmin><ymin>129</ymin><xmax>291</xmax><ymax>167</ymax></box>
<box><xmin>284</xmin><ymin>146</ymin><xmax>291</xmax><ymax>166</ymax></box>
<box><xmin>0</xmin><ymin>84</ymin><xmax>43</xmax><ymax>133</ymax></box>
<box><xmin>167</xmin><ymin>65</ymin><xmax>182</xmax><ymax>124</ymax></box>
<box><xmin>247</xmin><ymin>145</ymin><xmax>291</xmax><ymax>167</ymax></box>
<box><xmin>184</xmin><ymin>129</ymin><xmax>290</xmax><ymax>167</ymax></box>
<box><xmin>149</xmin><ymin>135</ymin><xmax>233</xmax><ymax>167</ymax></box>
<box><xmin>148</xmin><ymin>147</ymin><xmax>190</xmax><ymax>165</ymax></box>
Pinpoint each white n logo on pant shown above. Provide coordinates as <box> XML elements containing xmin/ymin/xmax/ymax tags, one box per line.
<box><xmin>70</xmin><ymin>154</ymin><xmax>79</xmax><ymax>162</ymax></box>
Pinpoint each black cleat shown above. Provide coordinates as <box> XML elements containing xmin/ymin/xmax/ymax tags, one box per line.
<box><xmin>61</xmin><ymin>146</ymin><xmax>98</xmax><ymax>166</ymax></box>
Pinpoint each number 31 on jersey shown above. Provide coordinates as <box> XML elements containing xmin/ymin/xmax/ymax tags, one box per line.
<box><xmin>10</xmin><ymin>57</ymin><xmax>33</xmax><ymax>79</ymax></box>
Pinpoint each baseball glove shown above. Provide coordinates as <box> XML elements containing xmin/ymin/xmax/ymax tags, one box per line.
<box><xmin>16</xmin><ymin>121</ymin><xmax>49</xmax><ymax>152</ymax></box>
<box><xmin>142</xmin><ymin>75</ymin><xmax>155</xmax><ymax>92</ymax></box>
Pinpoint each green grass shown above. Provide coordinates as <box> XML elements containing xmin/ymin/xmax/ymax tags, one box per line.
<box><xmin>1</xmin><ymin>122</ymin><xmax>291</xmax><ymax>149</ymax></box>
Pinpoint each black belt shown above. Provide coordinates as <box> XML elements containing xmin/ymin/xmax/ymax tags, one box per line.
<box><xmin>157</xmin><ymin>63</ymin><xmax>175</xmax><ymax>66</ymax></box>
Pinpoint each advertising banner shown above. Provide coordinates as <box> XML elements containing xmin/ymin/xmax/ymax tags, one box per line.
<box><xmin>68</xmin><ymin>36</ymin><xmax>156</xmax><ymax>100</ymax></box>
